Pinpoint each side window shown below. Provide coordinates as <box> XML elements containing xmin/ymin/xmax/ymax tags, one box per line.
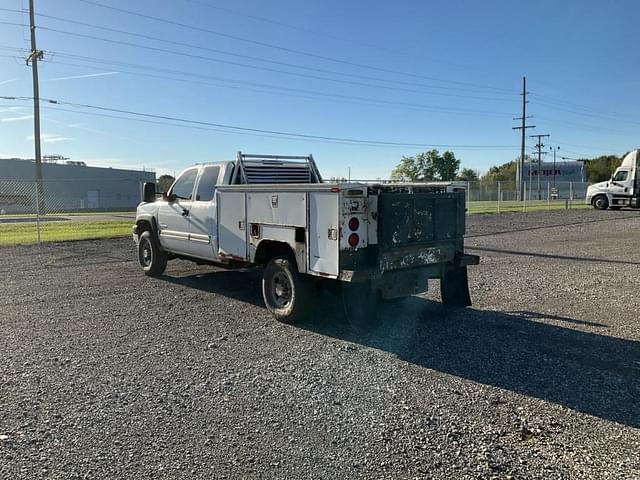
<box><xmin>171</xmin><ymin>169</ymin><xmax>198</xmax><ymax>200</ymax></box>
<box><xmin>195</xmin><ymin>166</ymin><xmax>221</xmax><ymax>202</ymax></box>
<box><xmin>613</xmin><ymin>171</ymin><xmax>628</xmax><ymax>182</ymax></box>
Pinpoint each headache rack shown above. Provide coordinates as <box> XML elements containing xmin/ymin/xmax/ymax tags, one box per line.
<box><xmin>231</xmin><ymin>152</ymin><xmax>323</xmax><ymax>184</ymax></box>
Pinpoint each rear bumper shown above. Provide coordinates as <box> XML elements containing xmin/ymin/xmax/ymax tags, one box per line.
<box><xmin>338</xmin><ymin>251</ymin><xmax>479</xmax><ymax>283</ymax></box>
<box><xmin>455</xmin><ymin>253</ymin><xmax>480</xmax><ymax>266</ymax></box>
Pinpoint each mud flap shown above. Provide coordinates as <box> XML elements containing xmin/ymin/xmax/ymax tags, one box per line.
<box><xmin>441</xmin><ymin>266</ymin><xmax>472</xmax><ymax>307</ymax></box>
<box><xmin>341</xmin><ymin>281</ymin><xmax>379</xmax><ymax>333</ymax></box>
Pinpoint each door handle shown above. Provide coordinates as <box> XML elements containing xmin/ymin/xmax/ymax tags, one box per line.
<box><xmin>181</xmin><ymin>208</ymin><xmax>189</xmax><ymax>217</ymax></box>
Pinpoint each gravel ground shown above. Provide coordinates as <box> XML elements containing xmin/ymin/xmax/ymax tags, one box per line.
<box><xmin>1</xmin><ymin>209</ymin><xmax>639</xmax><ymax>479</ymax></box>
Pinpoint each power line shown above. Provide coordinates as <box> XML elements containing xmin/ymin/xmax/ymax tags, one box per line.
<box><xmin>531</xmin><ymin>93</ymin><xmax>637</xmax><ymax>121</ymax></box>
<box><xmin>181</xmin><ymin>0</ymin><xmax>482</xmax><ymax>72</ymax></box>
<box><xmin>0</xmin><ymin>43</ymin><xmax>515</xmax><ymax>117</ymax></box>
<box><xmin>1</xmin><ymin>95</ymin><xmax>518</xmax><ymax>150</ymax></box>
<box><xmin>72</xmin><ymin>0</ymin><xmax>516</xmax><ymax>93</ymax></box>
<box><xmin>534</xmin><ymin>99</ymin><xmax>640</xmax><ymax>126</ymax></box>
<box><xmin>31</xmin><ymin>51</ymin><xmax>515</xmax><ymax>118</ymax></box>
<box><xmin>49</xmin><ymin>61</ymin><xmax>514</xmax><ymax>117</ymax></box>
<box><xmin>7</xmin><ymin>8</ymin><xmax>518</xmax><ymax>97</ymax></box>
<box><xmin>535</xmin><ymin>115</ymin><xmax>638</xmax><ymax>136</ymax></box>
<box><xmin>32</xmin><ymin>24</ymin><xmax>517</xmax><ymax>102</ymax></box>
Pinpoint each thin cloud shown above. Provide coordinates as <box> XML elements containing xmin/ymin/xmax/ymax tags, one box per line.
<box><xmin>1</xmin><ymin>114</ymin><xmax>33</xmax><ymax>123</ymax></box>
<box><xmin>0</xmin><ymin>78</ymin><xmax>18</xmax><ymax>86</ymax></box>
<box><xmin>0</xmin><ymin>106</ymin><xmax>24</xmax><ymax>113</ymax></box>
<box><xmin>27</xmin><ymin>133</ymin><xmax>73</xmax><ymax>143</ymax></box>
<box><xmin>46</xmin><ymin>71</ymin><xmax>119</xmax><ymax>82</ymax></box>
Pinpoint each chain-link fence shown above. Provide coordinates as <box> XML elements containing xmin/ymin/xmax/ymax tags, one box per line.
<box><xmin>464</xmin><ymin>180</ymin><xmax>590</xmax><ymax>213</ymax></box>
<box><xmin>0</xmin><ymin>178</ymin><xmax>143</xmax><ymax>246</ymax></box>
<box><xmin>0</xmin><ymin>177</ymin><xmax>595</xmax><ymax>247</ymax></box>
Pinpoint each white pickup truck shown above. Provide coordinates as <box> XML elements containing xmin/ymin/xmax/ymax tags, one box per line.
<box><xmin>133</xmin><ymin>152</ymin><xmax>479</xmax><ymax>324</ymax></box>
<box><xmin>586</xmin><ymin>149</ymin><xmax>640</xmax><ymax>210</ymax></box>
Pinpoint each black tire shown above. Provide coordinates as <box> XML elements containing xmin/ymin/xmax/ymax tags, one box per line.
<box><xmin>592</xmin><ymin>195</ymin><xmax>608</xmax><ymax>210</ymax></box>
<box><xmin>138</xmin><ymin>230</ymin><xmax>168</xmax><ymax>277</ymax></box>
<box><xmin>441</xmin><ymin>266</ymin><xmax>472</xmax><ymax>308</ymax></box>
<box><xmin>341</xmin><ymin>281</ymin><xmax>379</xmax><ymax>333</ymax></box>
<box><xmin>262</xmin><ymin>255</ymin><xmax>314</xmax><ymax>324</ymax></box>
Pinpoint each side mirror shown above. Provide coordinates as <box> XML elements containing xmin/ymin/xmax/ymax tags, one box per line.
<box><xmin>143</xmin><ymin>182</ymin><xmax>157</xmax><ymax>203</ymax></box>
<box><xmin>162</xmin><ymin>191</ymin><xmax>176</xmax><ymax>202</ymax></box>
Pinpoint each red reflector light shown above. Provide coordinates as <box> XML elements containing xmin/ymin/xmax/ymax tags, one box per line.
<box><xmin>348</xmin><ymin>233</ymin><xmax>359</xmax><ymax>247</ymax></box>
<box><xmin>348</xmin><ymin>217</ymin><xmax>359</xmax><ymax>231</ymax></box>
<box><xmin>330</xmin><ymin>187</ymin><xmax>340</xmax><ymax>192</ymax></box>
<box><xmin>453</xmin><ymin>187</ymin><xmax>465</xmax><ymax>192</ymax></box>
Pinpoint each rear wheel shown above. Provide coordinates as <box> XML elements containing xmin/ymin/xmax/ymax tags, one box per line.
<box><xmin>441</xmin><ymin>266</ymin><xmax>472</xmax><ymax>308</ymax></box>
<box><xmin>262</xmin><ymin>255</ymin><xmax>314</xmax><ymax>324</ymax></box>
<box><xmin>138</xmin><ymin>230</ymin><xmax>168</xmax><ymax>276</ymax></box>
<box><xmin>592</xmin><ymin>195</ymin><xmax>608</xmax><ymax>210</ymax></box>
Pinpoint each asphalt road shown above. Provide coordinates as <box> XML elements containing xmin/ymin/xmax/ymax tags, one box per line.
<box><xmin>1</xmin><ymin>209</ymin><xmax>639</xmax><ymax>479</ymax></box>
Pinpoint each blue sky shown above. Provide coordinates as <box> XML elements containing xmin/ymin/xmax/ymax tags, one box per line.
<box><xmin>0</xmin><ymin>0</ymin><xmax>638</xmax><ymax>179</ymax></box>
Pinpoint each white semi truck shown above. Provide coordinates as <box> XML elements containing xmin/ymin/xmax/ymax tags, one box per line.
<box><xmin>133</xmin><ymin>152</ymin><xmax>479</xmax><ymax>324</ymax></box>
<box><xmin>586</xmin><ymin>149</ymin><xmax>640</xmax><ymax>210</ymax></box>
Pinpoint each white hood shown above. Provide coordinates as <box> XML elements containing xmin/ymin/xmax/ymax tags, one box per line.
<box><xmin>587</xmin><ymin>181</ymin><xmax>609</xmax><ymax>195</ymax></box>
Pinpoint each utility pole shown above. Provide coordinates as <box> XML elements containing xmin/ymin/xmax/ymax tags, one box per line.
<box><xmin>512</xmin><ymin>77</ymin><xmax>535</xmax><ymax>201</ymax></box>
<box><xmin>530</xmin><ymin>134</ymin><xmax>550</xmax><ymax>200</ymax></box>
<box><xmin>27</xmin><ymin>0</ymin><xmax>44</xmax><ymax>217</ymax></box>
<box><xmin>551</xmin><ymin>148</ymin><xmax>556</xmax><ymax>188</ymax></box>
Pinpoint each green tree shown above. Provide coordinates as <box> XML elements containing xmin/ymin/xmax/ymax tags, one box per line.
<box><xmin>480</xmin><ymin>158</ymin><xmax>524</xmax><ymax>184</ymax></box>
<box><xmin>390</xmin><ymin>149</ymin><xmax>459</xmax><ymax>181</ymax></box>
<box><xmin>456</xmin><ymin>168</ymin><xmax>479</xmax><ymax>182</ymax></box>
<box><xmin>157</xmin><ymin>174</ymin><xmax>175</xmax><ymax>193</ymax></box>
<box><xmin>585</xmin><ymin>155</ymin><xmax>621</xmax><ymax>183</ymax></box>
<box><xmin>434</xmin><ymin>150</ymin><xmax>460</xmax><ymax>181</ymax></box>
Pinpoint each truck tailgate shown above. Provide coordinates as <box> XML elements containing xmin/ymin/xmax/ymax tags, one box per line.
<box><xmin>377</xmin><ymin>192</ymin><xmax>464</xmax><ymax>268</ymax></box>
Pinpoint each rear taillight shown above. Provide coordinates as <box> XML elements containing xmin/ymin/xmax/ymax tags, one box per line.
<box><xmin>348</xmin><ymin>217</ymin><xmax>359</xmax><ymax>231</ymax></box>
<box><xmin>348</xmin><ymin>233</ymin><xmax>359</xmax><ymax>247</ymax></box>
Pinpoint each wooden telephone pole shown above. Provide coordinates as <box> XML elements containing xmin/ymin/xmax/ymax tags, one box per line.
<box><xmin>27</xmin><ymin>0</ymin><xmax>44</xmax><ymax>219</ymax></box>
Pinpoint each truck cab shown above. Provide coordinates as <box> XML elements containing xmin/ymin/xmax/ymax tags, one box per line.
<box><xmin>586</xmin><ymin>149</ymin><xmax>640</xmax><ymax>210</ymax></box>
<box><xmin>136</xmin><ymin>162</ymin><xmax>234</xmax><ymax>262</ymax></box>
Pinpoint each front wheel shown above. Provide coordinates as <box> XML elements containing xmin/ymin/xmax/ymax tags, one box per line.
<box><xmin>592</xmin><ymin>195</ymin><xmax>609</xmax><ymax>210</ymax></box>
<box><xmin>138</xmin><ymin>230</ymin><xmax>168</xmax><ymax>277</ymax></box>
<box><xmin>262</xmin><ymin>255</ymin><xmax>313</xmax><ymax>324</ymax></box>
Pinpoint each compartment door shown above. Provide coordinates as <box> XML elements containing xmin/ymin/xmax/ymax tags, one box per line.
<box><xmin>217</xmin><ymin>191</ymin><xmax>247</xmax><ymax>259</ymax></box>
<box><xmin>309</xmin><ymin>192</ymin><xmax>339</xmax><ymax>277</ymax></box>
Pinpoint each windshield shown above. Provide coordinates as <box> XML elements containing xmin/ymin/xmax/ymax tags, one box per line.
<box><xmin>612</xmin><ymin>170</ymin><xmax>629</xmax><ymax>182</ymax></box>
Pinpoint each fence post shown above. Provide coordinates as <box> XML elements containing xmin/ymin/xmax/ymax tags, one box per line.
<box><xmin>523</xmin><ymin>182</ymin><xmax>527</xmax><ymax>212</ymax></box>
<box><xmin>547</xmin><ymin>182</ymin><xmax>550</xmax><ymax>211</ymax></box>
<box><xmin>497</xmin><ymin>181</ymin><xmax>501</xmax><ymax>213</ymax></box>
<box><xmin>34</xmin><ymin>181</ymin><xmax>41</xmax><ymax>245</ymax></box>
<box><xmin>569</xmin><ymin>182</ymin><xmax>573</xmax><ymax>208</ymax></box>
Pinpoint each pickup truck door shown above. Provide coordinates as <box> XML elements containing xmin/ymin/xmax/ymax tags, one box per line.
<box><xmin>157</xmin><ymin>167</ymin><xmax>197</xmax><ymax>255</ymax></box>
<box><xmin>188</xmin><ymin>165</ymin><xmax>221</xmax><ymax>260</ymax></box>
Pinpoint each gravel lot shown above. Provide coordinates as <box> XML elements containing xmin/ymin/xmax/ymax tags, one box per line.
<box><xmin>1</xmin><ymin>209</ymin><xmax>639</xmax><ymax>479</ymax></box>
